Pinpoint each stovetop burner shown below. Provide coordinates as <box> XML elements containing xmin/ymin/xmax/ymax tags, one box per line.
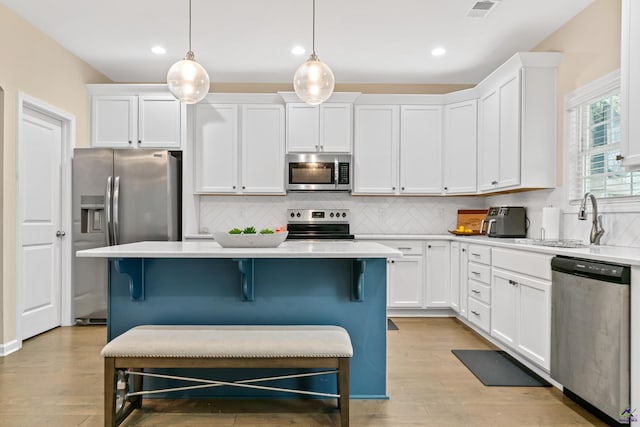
<box><xmin>286</xmin><ymin>209</ymin><xmax>354</xmax><ymax>240</ymax></box>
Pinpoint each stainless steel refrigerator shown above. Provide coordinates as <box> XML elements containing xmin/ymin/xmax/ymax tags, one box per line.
<box><xmin>72</xmin><ymin>149</ymin><xmax>181</xmax><ymax>324</ymax></box>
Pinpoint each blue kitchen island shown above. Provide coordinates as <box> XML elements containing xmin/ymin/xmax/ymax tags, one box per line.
<box><xmin>76</xmin><ymin>240</ymin><xmax>401</xmax><ymax>399</ymax></box>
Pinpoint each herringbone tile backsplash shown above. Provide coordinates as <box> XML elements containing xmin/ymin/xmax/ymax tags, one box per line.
<box><xmin>199</xmin><ymin>188</ymin><xmax>640</xmax><ymax>247</ymax></box>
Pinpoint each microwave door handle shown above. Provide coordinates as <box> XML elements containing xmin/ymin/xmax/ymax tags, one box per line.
<box><xmin>334</xmin><ymin>159</ymin><xmax>339</xmax><ymax>189</ymax></box>
<box><xmin>113</xmin><ymin>176</ymin><xmax>120</xmax><ymax>245</ymax></box>
<box><xmin>105</xmin><ymin>176</ymin><xmax>113</xmax><ymax>246</ymax></box>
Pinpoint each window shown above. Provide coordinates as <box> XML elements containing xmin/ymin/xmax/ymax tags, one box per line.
<box><xmin>566</xmin><ymin>71</ymin><xmax>640</xmax><ymax>201</ymax></box>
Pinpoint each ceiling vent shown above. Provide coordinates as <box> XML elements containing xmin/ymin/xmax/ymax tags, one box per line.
<box><xmin>467</xmin><ymin>0</ymin><xmax>501</xmax><ymax>18</ymax></box>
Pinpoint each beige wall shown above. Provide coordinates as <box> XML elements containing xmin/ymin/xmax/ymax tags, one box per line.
<box><xmin>0</xmin><ymin>5</ymin><xmax>110</xmax><ymax>345</ymax></box>
<box><xmin>533</xmin><ymin>0</ymin><xmax>622</xmax><ymax>185</ymax></box>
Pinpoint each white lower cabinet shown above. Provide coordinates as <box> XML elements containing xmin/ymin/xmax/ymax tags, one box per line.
<box><xmin>490</xmin><ymin>248</ymin><xmax>552</xmax><ymax>370</ymax></box>
<box><xmin>466</xmin><ymin>244</ymin><xmax>492</xmax><ymax>333</ymax></box>
<box><xmin>425</xmin><ymin>241</ymin><xmax>450</xmax><ymax>308</ymax></box>
<box><xmin>383</xmin><ymin>241</ymin><xmax>425</xmax><ymax>308</ymax></box>
<box><xmin>450</xmin><ymin>242</ymin><xmax>461</xmax><ymax>313</ymax></box>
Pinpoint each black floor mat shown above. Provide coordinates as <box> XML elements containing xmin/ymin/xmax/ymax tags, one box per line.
<box><xmin>387</xmin><ymin>319</ymin><xmax>399</xmax><ymax>330</ymax></box>
<box><xmin>451</xmin><ymin>349</ymin><xmax>551</xmax><ymax>387</ymax></box>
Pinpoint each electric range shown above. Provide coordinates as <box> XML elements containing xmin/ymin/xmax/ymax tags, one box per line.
<box><xmin>286</xmin><ymin>209</ymin><xmax>354</xmax><ymax>240</ymax></box>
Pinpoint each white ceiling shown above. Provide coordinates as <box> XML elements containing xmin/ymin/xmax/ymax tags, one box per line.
<box><xmin>1</xmin><ymin>0</ymin><xmax>594</xmax><ymax>84</ymax></box>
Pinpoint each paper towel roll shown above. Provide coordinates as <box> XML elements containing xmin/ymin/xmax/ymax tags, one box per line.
<box><xmin>541</xmin><ymin>207</ymin><xmax>561</xmax><ymax>241</ymax></box>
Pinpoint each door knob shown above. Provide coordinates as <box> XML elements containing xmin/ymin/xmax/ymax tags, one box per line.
<box><xmin>56</xmin><ymin>230</ymin><xmax>66</xmax><ymax>237</ymax></box>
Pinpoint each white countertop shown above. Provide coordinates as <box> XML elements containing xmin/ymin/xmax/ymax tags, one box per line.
<box><xmin>75</xmin><ymin>240</ymin><xmax>403</xmax><ymax>259</ymax></box>
<box><xmin>356</xmin><ymin>234</ymin><xmax>640</xmax><ymax>266</ymax></box>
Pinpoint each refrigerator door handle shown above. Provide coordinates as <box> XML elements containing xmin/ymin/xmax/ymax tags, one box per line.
<box><xmin>105</xmin><ymin>176</ymin><xmax>113</xmax><ymax>246</ymax></box>
<box><xmin>113</xmin><ymin>176</ymin><xmax>120</xmax><ymax>245</ymax></box>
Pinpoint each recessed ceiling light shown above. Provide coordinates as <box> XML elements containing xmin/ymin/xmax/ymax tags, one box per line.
<box><xmin>291</xmin><ymin>45</ymin><xmax>306</xmax><ymax>55</ymax></box>
<box><xmin>431</xmin><ymin>47</ymin><xmax>447</xmax><ymax>57</ymax></box>
<box><xmin>151</xmin><ymin>46</ymin><xmax>167</xmax><ymax>55</ymax></box>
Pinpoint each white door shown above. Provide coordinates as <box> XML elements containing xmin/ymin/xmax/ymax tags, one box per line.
<box><xmin>320</xmin><ymin>103</ymin><xmax>352</xmax><ymax>153</ymax></box>
<box><xmin>490</xmin><ymin>268</ymin><xmax>517</xmax><ymax>347</ymax></box>
<box><xmin>424</xmin><ymin>241</ymin><xmax>451</xmax><ymax>307</ymax></box>
<box><xmin>91</xmin><ymin>95</ymin><xmax>136</xmax><ymax>148</ymax></box>
<box><xmin>387</xmin><ymin>257</ymin><xmax>424</xmax><ymax>308</ymax></box>
<box><xmin>443</xmin><ymin>100</ymin><xmax>477</xmax><ymax>194</ymax></box>
<box><xmin>400</xmin><ymin>105</ymin><xmax>442</xmax><ymax>194</ymax></box>
<box><xmin>286</xmin><ymin>103</ymin><xmax>319</xmax><ymax>152</ymax></box>
<box><xmin>138</xmin><ymin>95</ymin><xmax>182</xmax><ymax>149</ymax></box>
<box><xmin>19</xmin><ymin>107</ymin><xmax>63</xmax><ymax>339</ymax></box>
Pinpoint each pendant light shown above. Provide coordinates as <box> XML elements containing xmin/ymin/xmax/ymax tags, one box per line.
<box><xmin>167</xmin><ymin>0</ymin><xmax>210</xmax><ymax>104</ymax></box>
<box><xmin>293</xmin><ymin>0</ymin><xmax>335</xmax><ymax>105</ymax></box>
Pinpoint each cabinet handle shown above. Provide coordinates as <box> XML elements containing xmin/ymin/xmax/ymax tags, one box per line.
<box><xmin>401</xmin><ymin>187</ymin><xmax>405</xmax><ymax>191</ymax></box>
<box><xmin>128</xmin><ymin>140</ymin><xmax>132</xmax><ymax>145</ymax></box>
<box><xmin>232</xmin><ymin>186</ymin><xmax>236</xmax><ymax>189</ymax></box>
<box><xmin>462</xmin><ymin>248</ymin><xmax>466</xmax><ymax>252</ymax></box>
<box><xmin>428</xmin><ymin>245</ymin><xmax>432</xmax><ymax>248</ymax></box>
<box><xmin>242</xmin><ymin>186</ymin><xmax>246</xmax><ymax>190</ymax></box>
<box><xmin>392</xmin><ymin>187</ymin><xmax>396</xmax><ymax>190</ymax></box>
<box><xmin>471</xmin><ymin>289</ymin><xmax>480</xmax><ymax>294</ymax></box>
<box><xmin>391</xmin><ymin>260</ymin><xmax>395</xmax><ymax>264</ymax></box>
<box><xmin>444</xmin><ymin>186</ymin><xmax>448</xmax><ymax>191</ymax></box>
<box><xmin>138</xmin><ymin>140</ymin><xmax>141</xmax><ymax>144</ymax></box>
<box><xmin>471</xmin><ymin>253</ymin><xmax>481</xmax><ymax>257</ymax></box>
<box><xmin>397</xmin><ymin>247</ymin><xmax>412</xmax><ymax>250</ymax></box>
<box><xmin>471</xmin><ymin>310</ymin><xmax>480</xmax><ymax>316</ymax></box>
<box><xmin>508</xmin><ymin>279</ymin><xmax>518</xmax><ymax>286</ymax></box>
<box><xmin>471</xmin><ymin>271</ymin><xmax>480</xmax><ymax>275</ymax></box>
<box><xmin>616</xmin><ymin>154</ymin><xmax>624</xmax><ymax>161</ymax></box>
<box><xmin>491</xmin><ymin>180</ymin><xmax>498</xmax><ymax>185</ymax></box>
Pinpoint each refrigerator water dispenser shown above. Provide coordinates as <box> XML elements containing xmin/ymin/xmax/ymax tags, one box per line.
<box><xmin>80</xmin><ymin>195</ymin><xmax>104</xmax><ymax>234</ymax></box>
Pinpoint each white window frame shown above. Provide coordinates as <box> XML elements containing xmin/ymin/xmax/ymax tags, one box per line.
<box><xmin>563</xmin><ymin>69</ymin><xmax>640</xmax><ymax>213</ymax></box>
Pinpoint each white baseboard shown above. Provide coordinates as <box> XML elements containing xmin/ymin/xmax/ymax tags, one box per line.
<box><xmin>387</xmin><ymin>308</ymin><xmax>456</xmax><ymax>317</ymax></box>
<box><xmin>0</xmin><ymin>339</ymin><xmax>21</xmax><ymax>357</ymax></box>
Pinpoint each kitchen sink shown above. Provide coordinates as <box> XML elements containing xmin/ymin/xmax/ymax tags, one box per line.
<box><xmin>515</xmin><ymin>239</ymin><xmax>590</xmax><ymax>248</ymax></box>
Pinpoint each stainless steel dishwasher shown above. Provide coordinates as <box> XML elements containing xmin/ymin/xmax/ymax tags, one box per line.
<box><xmin>551</xmin><ymin>256</ymin><xmax>631</xmax><ymax>425</ymax></box>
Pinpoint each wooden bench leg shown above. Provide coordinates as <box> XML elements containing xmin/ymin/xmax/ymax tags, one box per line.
<box><xmin>338</xmin><ymin>358</ymin><xmax>350</xmax><ymax>427</ymax></box>
<box><xmin>104</xmin><ymin>358</ymin><xmax>117</xmax><ymax>427</ymax></box>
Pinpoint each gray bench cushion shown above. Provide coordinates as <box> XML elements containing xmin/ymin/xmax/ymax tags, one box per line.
<box><xmin>101</xmin><ymin>325</ymin><xmax>353</xmax><ymax>358</ymax></box>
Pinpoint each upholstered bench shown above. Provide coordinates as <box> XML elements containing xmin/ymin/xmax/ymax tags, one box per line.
<box><xmin>101</xmin><ymin>325</ymin><xmax>353</xmax><ymax>427</ymax></box>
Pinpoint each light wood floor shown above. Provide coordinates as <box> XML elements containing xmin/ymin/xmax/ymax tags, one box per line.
<box><xmin>0</xmin><ymin>318</ymin><xmax>605</xmax><ymax>426</ymax></box>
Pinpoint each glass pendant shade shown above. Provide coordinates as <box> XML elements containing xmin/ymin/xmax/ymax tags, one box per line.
<box><xmin>293</xmin><ymin>52</ymin><xmax>335</xmax><ymax>105</ymax></box>
<box><xmin>167</xmin><ymin>51</ymin><xmax>210</xmax><ymax>104</ymax></box>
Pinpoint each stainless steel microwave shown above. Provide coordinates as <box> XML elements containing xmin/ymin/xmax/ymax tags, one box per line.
<box><xmin>286</xmin><ymin>153</ymin><xmax>352</xmax><ymax>191</ymax></box>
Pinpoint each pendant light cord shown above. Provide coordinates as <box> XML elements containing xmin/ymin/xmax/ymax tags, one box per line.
<box><xmin>188</xmin><ymin>0</ymin><xmax>192</xmax><ymax>52</ymax></box>
<box><xmin>312</xmin><ymin>0</ymin><xmax>316</xmax><ymax>54</ymax></box>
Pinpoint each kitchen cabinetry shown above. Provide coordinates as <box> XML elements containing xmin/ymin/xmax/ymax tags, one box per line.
<box><xmin>466</xmin><ymin>244</ymin><xmax>491</xmax><ymax>333</ymax></box>
<box><xmin>90</xmin><ymin>94</ymin><xmax>183</xmax><ymax>149</ymax></box>
<box><xmin>383</xmin><ymin>241</ymin><xmax>425</xmax><ymax>308</ymax></box>
<box><xmin>450</xmin><ymin>242</ymin><xmax>468</xmax><ymax>317</ymax></box>
<box><xmin>621</xmin><ymin>0</ymin><xmax>640</xmax><ymax>169</ymax></box>
<box><xmin>476</xmin><ymin>53</ymin><xmax>561</xmax><ymax>192</ymax></box>
<box><xmin>443</xmin><ymin>100</ymin><xmax>477</xmax><ymax>194</ymax></box>
<box><xmin>425</xmin><ymin>241</ymin><xmax>450</xmax><ymax>307</ymax></box>
<box><xmin>353</xmin><ymin>104</ymin><xmax>442</xmax><ymax>195</ymax></box>
<box><xmin>490</xmin><ymin>248</ymin><xmax>552</xmax><ymax>370</ymax></box>
<box><xmin>286</xmin><ymin>103</ymin><xmax>352</xmax><ymax>153</ymax></box>
<box><xmin>193</xmin><ymin>103</ymin><xmax>285</xmax><ymax>194</ymax></box>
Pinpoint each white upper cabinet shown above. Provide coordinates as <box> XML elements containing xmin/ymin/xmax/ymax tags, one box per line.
<box><xmin>193</xmin><ymin>102</ymin><xmax>285</xmax><ymax>195</ymax></box>
<box><xmin>400</xmin><ymin>105</ymin><xmax>443</xmax><ymax>194</ymax></box>
<box><xmin>443</xmin><ymin>100</ymin><xmax>477</xmax><ymax>194</ymax></box>
<box><xmin>286</xmin><ymin>102</ymin><xmax>352</xmax><ymax>153</ymax></box>
<box><xmin>621</xmin><ymin>0</ymin><xmax>640</xmax><ymax>168</ymax></box>
<box><xmin>353</xmin><ymin>103</ymin><xmax>443</xmax><ymax>195</ymax></box>
<box><xmin>194</xmin><ymin>104</ymin><xmax>238</xmax><ymax>193</ymax></box>
<box><xmin>353</xmin><ymin>105</ymin><xmax>399</xmax><ymax>194</ymax></box>
<box><xmin>476</xmin><ymin>52</ymin><xmax>561</xmax><ymax>192</ymax></box>
<box><xmin>241</xmin><ymin>104</ymin><xmax>286</xmax><ymax>194</ymax></box>
<box><xmin>90</xmin><ymin>92</ymin><xmax>183</xmax><ymax>149</ymax></box>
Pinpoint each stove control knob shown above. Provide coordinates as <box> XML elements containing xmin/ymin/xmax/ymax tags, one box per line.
<box><xmin>296</xmin><ymin>212</ymin><xmax>301</xmax><ymax>218</ymax></box>
<box><xmin>335</xmin><ymin>212</ymin><xmax>340</xmax><ymax>217</ymax></box>
<box><xmin>290</xmin><ymin>212</ymin><xmax>295</xmax><ymax>218</ymax></box>
<box><xmin>330</xmin><ymin>213</ymin><xmax>334</xmax><ymax>218</ymax></box>
<box><xmin>342</xmin><ymin>212</ymin><xmax>347</xmax><ymax>218</ymax></box>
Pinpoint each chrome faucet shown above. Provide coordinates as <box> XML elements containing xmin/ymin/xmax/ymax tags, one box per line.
<box><xmin>578</xmin><ymin>192</ymin><xmax>604</xmax><ymax>245</ymax></box>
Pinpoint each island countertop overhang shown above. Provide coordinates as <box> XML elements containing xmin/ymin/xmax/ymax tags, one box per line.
<box><xmin>75</xmin><ymin>240</ymin><xmax>403</xmax><ymax>259</ymax></box>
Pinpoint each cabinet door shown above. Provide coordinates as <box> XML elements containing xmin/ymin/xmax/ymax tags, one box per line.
<box><xmin>443</xmin><ymin>100</ymin><xmax>477</xmax><ymax>194</ymax></box>
<box><xmin>194</xmin><ymin>104</ymin><xmax>238</xmax><ymax>193</ymax></box>
<box><xmin>138</xmin><ymin>96</ymin><xmax>182</xmax><ymax>149</ymax></box>
<box><xmin>387</xmin><ymin>257</ymin><xmax>424</xmax><ymax>308</ymax></box>
<box><xmin>320</xmin><ymin>103</ymin><xmax>352</xmax><ymax>153</ymax></box>
<box><xmin>400</xmin><ymin>105</ymin><xmax>443</xmax><ymax>194</ymax></box>
<box><xmin>353</xmin><ymin>105</ymin><xmax>399</xmax><ymax>194</ymax></box>
<box><xmin>286</xmin><ymin>103</ymin><xmax>318</xmax><ymax>152</ymax></box>
<box><xmin>425</xmin><ymin>241</ymin><xmax>450</xmax><ymax>308</ymax></box>
<box><xmin>621</xmin><ymin>0</ymin><xmax>640</xmax><ymax>168</ymax></box>
<box><xmin>491</xmin><ymin>269</ymin><xmax>517</xmax><ymax>347</ymax></box>
<box><xmin>516</xmin><ymin>274</ymin><xmax>551</xmax><ymax>370</ymax></box>
<box><xmin>450</xmin><ymin>242</ymin><xmax>461</xmax><ymax>313</ymax></box>
<box><xmin>241</xmin><ymin>104</ymin><xmax>285</xmax><ymax>194</ymax></box>
<box><xmin>497</xmin><ymin>74</ymin><xmax>521</xmax><ymax>188</ymax></box>
<box><xmin>91</xmin><ymin>95</ymin><xmax>136</xmax><ymax>148</ymax></box>
<box><xmin>478</xmin><ymin>89</ymin><xmax>500</xmax><ymax>191</ymax></box>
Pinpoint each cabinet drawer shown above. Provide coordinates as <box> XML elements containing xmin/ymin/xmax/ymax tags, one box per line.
<box><xmin>467</xmin><ymin>298</ymin><xmax>491</xmax><ymax>333</ymax></box>
<box><xmin>380</xmin><ymin>240</ymin><xmax>424</xmax><ymax>255</ymax></box>
<box><xmin>468</xmin><ymin>262</ymin><xmax>491</xmax><ymax>284</ymax></box>
<box><xmin>492</xmin><ymin>248</ymin><xmax>552</xmax><ymax>281</ymax></box>
<box><xmin>468</xmin><ymin>280</ymin><xmax>491</xmax><ymax>305</ymax></box>
<box><xmin>467</xmin><ymin>245</ymin><xmax>491</xmax><ymax>265</ymax></box>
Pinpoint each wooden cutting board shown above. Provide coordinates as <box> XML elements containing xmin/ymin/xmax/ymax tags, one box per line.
<box><xmin>454</xmin><ymin>209</ymin><xmax>488</xmax><ymax>234</ymax></box>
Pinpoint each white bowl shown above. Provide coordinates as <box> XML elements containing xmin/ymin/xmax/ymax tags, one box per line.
<box><xmin>212</xmin><ymin>231</ymin><xmax>288</xmax><ymax>248</ymax></box>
